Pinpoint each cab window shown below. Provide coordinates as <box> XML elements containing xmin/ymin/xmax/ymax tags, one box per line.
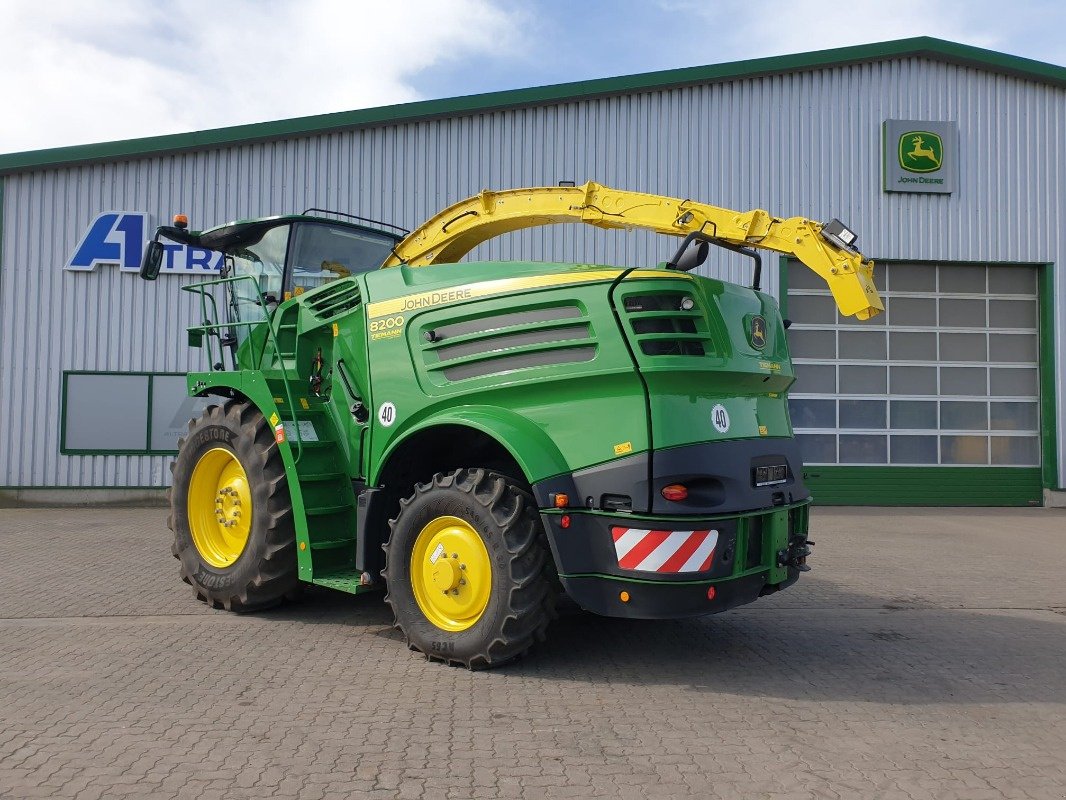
<box><xmin>226</xmin><ymin>224</ymin><xmax>289</xmax><ymax>337</ymax></box>
<box><xmin>288</xmin><ymin>223</ymin><xmax>396</xmax><ymax>297</ymax></box>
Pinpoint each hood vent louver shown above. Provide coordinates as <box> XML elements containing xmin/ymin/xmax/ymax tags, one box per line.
<box><xmin>622</xmin><ymin>292</ymin><xmax>714</xmax><ymax>357</ymax></box>
<box><xmin>304</xmin><ymin>280</ymin><xmax>362</xmax><ymax>321</ymax></box>
<box><xmin>422</xmin><ymin>303</ymin><xmax>596</xmax><ymax>382</ymax></box>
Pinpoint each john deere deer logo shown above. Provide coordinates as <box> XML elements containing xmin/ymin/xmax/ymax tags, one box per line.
<box><xmin>749</xmin><ymin>315</ymin><xmax>766</xmax><ymax>349</ymax></box>
<box><xmin>899</xmin><ymin>132</ymin><xmax>943</xmax><ymax>173</ymax></box>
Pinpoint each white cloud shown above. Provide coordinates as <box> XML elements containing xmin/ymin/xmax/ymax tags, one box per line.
<box><xmin>3</xmin><ymin>0</ymin><xmax>1061</xmax><ymax>156</ymax></box>
<box><xmin>0</xmin><ymin>0</ymin><xmax>523</xmax><ymax>154</ymax></box>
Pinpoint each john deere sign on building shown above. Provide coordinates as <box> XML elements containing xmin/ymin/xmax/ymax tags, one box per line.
<box><xmin>883</xmin><ymin>119</ymin><xmax>958</xmax><ymax>193</ymax></box>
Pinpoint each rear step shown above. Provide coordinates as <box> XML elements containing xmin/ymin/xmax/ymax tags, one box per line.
<box><xmin>305</xmin><ymin>504</ymin><xmax>353</xmax><ymax>517</ymax></box>
<box><xmin>309</xmin><ymin>539</ymin><xmax>353</xmax><ymax>550</ymax></box>
<box><xmin>311</xmin><ymin>568</ymin><xmax>378</xmax><ymax>595</ymax></box>
<box><xmin>298</xmin><ymin>472</ymin><xmax>347</xmax><ymax>483</ymax></box>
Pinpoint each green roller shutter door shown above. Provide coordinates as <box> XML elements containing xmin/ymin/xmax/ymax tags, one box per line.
<box><xmin>786</xmin><ymin>260</ymin><xmax>1044</xmax><ymax>506</ymax></box>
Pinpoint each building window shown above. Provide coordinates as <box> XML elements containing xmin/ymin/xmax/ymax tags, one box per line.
<box><xmin>787</xmin><ymin>262</ymin><xmax>1041</xmax><ymax>467</ymax></box>
<box><xmin>61</xmin><ymin>372</ymin><xmax>210</xmax><ymax>455</ymax></box>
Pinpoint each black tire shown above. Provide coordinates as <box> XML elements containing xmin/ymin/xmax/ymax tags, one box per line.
<box><xmin>383</xmin><ymin>468</ymin><xmax>556</xmax><ymax>669</ymax></box>
<box><xmin>169</xmin><ymin>399</ymin><xmax>299</xmax><ymax>611</ymax></box>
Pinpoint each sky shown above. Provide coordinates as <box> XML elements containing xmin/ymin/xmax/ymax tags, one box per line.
<box><xmin>1</xmin><ymin>0</ymin><xmax>1064</xmax><ymax>155</ymax></box>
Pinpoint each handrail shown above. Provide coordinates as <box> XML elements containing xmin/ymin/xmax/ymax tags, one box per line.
<box><xmin>180</xmin><ymin>274</ymin><xmax>305</xmax><ymax>463</ymax></box>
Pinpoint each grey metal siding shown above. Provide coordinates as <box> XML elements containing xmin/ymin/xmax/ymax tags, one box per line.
<box><xmin>1</xmin><ymin>55</ymin><xmax>1063</xmax><ymax>487</ymax></box>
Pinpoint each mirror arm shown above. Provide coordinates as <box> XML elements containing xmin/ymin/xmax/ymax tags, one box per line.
<box><xmin>155</xmin><ymin>225</ymin><xmax>202</xmax><ymax>247</ymax></box>
<box><xmin>705</xmin><ymin>239</ymin><xmax>762</xmax><ymax>291</ymax></box>
<box><xmin>139</xmin><ymin>225</ymin><xmax>208</xmax><ymax>280</ymax></box>
<box><xmin>666</xmin><ymin>231</ymin><xmax>706</xmax><ymax>270</ymax></box>
<box><xmin>665</xmin><ymin>231</ymin><xmax>763</xmax><ymax>290</ymax></box>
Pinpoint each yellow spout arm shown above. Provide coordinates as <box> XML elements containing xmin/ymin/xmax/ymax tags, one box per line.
<box><xmin>382</xmin><ymin>181</ymin><xmax>883</xmax><ymax>319</ymax></box>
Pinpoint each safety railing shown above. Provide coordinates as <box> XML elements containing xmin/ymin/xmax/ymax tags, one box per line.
<box><xmin>181</xmin><ymin>275</ymin><xmax>305</xmax><ymax>463</ymax></box>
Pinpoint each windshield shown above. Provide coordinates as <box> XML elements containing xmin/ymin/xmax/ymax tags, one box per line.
<box><xmin>288</xmin><ymin>223</ymin><xmax>396</xmax><ymax>296</ymax></box>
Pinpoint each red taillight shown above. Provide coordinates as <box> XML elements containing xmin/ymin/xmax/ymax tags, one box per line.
<box><xmin>707</xmin><ymin>586</ymin><xmax>717</xmax><ymax>601</ymax></box>
<box><xmin>560</xmin><ymin>514</ymin><xmax>571</xmax><ymax>529</ymax></box>
<box><xmin>661</xmin><ymin>484</ymin><xmax>688</xmax><ymax>502</ymax></box>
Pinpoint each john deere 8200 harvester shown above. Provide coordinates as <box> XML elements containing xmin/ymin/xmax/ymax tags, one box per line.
<box><xmin>140</xmin><ymin>182</ymin><xmax>882</xmax><ymax>668</ymax></box>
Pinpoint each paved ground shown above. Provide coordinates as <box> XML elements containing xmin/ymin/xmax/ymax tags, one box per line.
<box><xmin>0</xmin><ymin>507</ymin><xmax>1064</xmax><ymax>800</ymax></box>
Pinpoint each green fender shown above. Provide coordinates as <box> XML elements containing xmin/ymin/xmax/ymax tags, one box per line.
<box><xmin>186</xmin><ymin>371</ymin><xmax>315</xmax><ymax>571</ymax></box>
<box><xmin>372</xmin><ymin>405</ymin><xmax>571</xmax><ymax>489</ymax></box>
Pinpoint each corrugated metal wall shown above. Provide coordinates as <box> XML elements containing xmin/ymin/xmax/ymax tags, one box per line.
<box><xmin>1</xmin><ymin>55</ymin><xmax>1063</xmax><ymax>488</ymax></box>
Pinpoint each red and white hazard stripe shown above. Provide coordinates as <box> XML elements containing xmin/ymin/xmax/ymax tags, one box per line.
<box><xmin>610</xmin><ymin>527</ymin><xmax>718</xmax><ymax>574</ymax></box>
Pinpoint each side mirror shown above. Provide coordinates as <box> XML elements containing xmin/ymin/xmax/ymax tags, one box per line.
<box><xmin>672</xmin><ymin>240</ymin><xmax>709</xmax><ymax>272</ymax></box>
<box><xmin>140</xmin><ymin>240</ymin><xmax>164</xmax><ymax>280</ymax></box>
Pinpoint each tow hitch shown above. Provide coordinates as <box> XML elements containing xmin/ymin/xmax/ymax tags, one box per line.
<box><xmin>778</xmin><ymin>538</ymin><xmax>814</xmax><ymax>572</ymax></box>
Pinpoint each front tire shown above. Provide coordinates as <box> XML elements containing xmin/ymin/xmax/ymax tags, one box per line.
<box><xmin>384</xmin><ymin>468</ymin><xmax>556</xmax><ymax>669</ymax></box>
<box><xmin>169</xmin><ymin>400</ymin><xmax>298</xmax><ymax>611</ymax></box>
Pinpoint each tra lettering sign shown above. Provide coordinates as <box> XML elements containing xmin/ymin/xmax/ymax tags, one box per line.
<box><xmin>882</xmin><ymin>120</ymin><xmax>958</xmax><ymax>194</ymax></box>
<box><xmin>66</xmin><ymin>212</ymin><xmax>223</xmax><ymax>274</ymax></box>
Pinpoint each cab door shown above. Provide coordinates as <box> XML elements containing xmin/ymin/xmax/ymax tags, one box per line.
<box><xmin>282</xmin><ymin>222</ymin><xmax>397</xmax><ymax>480</ymax></box>
<box><xmin>226</xmin><ymin>223</ymin><xmax>291</xmax><ymax>348</ymax></box>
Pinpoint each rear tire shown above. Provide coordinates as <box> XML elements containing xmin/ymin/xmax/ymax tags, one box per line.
<box><xmin>383</xmin><ymin>468</ymin><xmax>556</xmax><ymax>669</ymax></box>
<box><xmin>169</xmin><ymin>399</ymin><xmax>299</xmax><ymax>611</ymax></box>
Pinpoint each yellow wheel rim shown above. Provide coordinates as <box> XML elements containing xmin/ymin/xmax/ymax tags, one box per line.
<box><xmin>410</xmin><ymin>515</ymin><xmax>492</xmax><ymax>632</ymax></box>
<box><xmin>187</xmin><ymin>448</ymin><xmax>253</xmax><ymax>568</ymax></box>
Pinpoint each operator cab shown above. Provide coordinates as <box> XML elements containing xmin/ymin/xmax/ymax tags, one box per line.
<box><xmin>214</xmin><ymin>216</ymin><xmax>403</xmax><ymax>333</ymax></box>
<box><xmin>140</xmin><ymin>212</ymin><xmax>405</xmax><ymax>340</ymax></box>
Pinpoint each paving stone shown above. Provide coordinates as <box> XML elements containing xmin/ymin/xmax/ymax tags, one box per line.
<box><xmin>0</xmin><ymin>506</ymin><xmax>1064</xmax><ymax>799</ymax></box>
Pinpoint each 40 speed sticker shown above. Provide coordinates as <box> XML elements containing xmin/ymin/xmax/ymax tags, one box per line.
<box><xmin>711</xmin><ymin>404</ymin><xmax>730</xmax><ymax>434</ymax></box>
<box><xmin>370</xmin><ymin>314</ymin><xmax>404</xmax><ymax>341</ymax></box>
<box><xmin>378</xmin><ymin>402</ymin><xmax>397</xmax><ymax>427</ymax></box>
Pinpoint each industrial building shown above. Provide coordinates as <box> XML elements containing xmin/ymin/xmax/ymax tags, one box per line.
<box><xmin>0</xmin><ymin>37</ymin><xmax>1062</xmax><ymax>506</ymax></box>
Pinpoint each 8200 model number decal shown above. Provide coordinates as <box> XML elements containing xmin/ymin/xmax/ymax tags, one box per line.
<box><xmin>370</xmin><ymin>314</ymin><xmax>405</xmax><ymax>340</ymax></box>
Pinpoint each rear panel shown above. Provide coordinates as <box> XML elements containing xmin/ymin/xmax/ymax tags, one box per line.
<box><xmin>613</xmin><ymin>273</ymin><xmax>796</xmax><ymax>450</ymax></box>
